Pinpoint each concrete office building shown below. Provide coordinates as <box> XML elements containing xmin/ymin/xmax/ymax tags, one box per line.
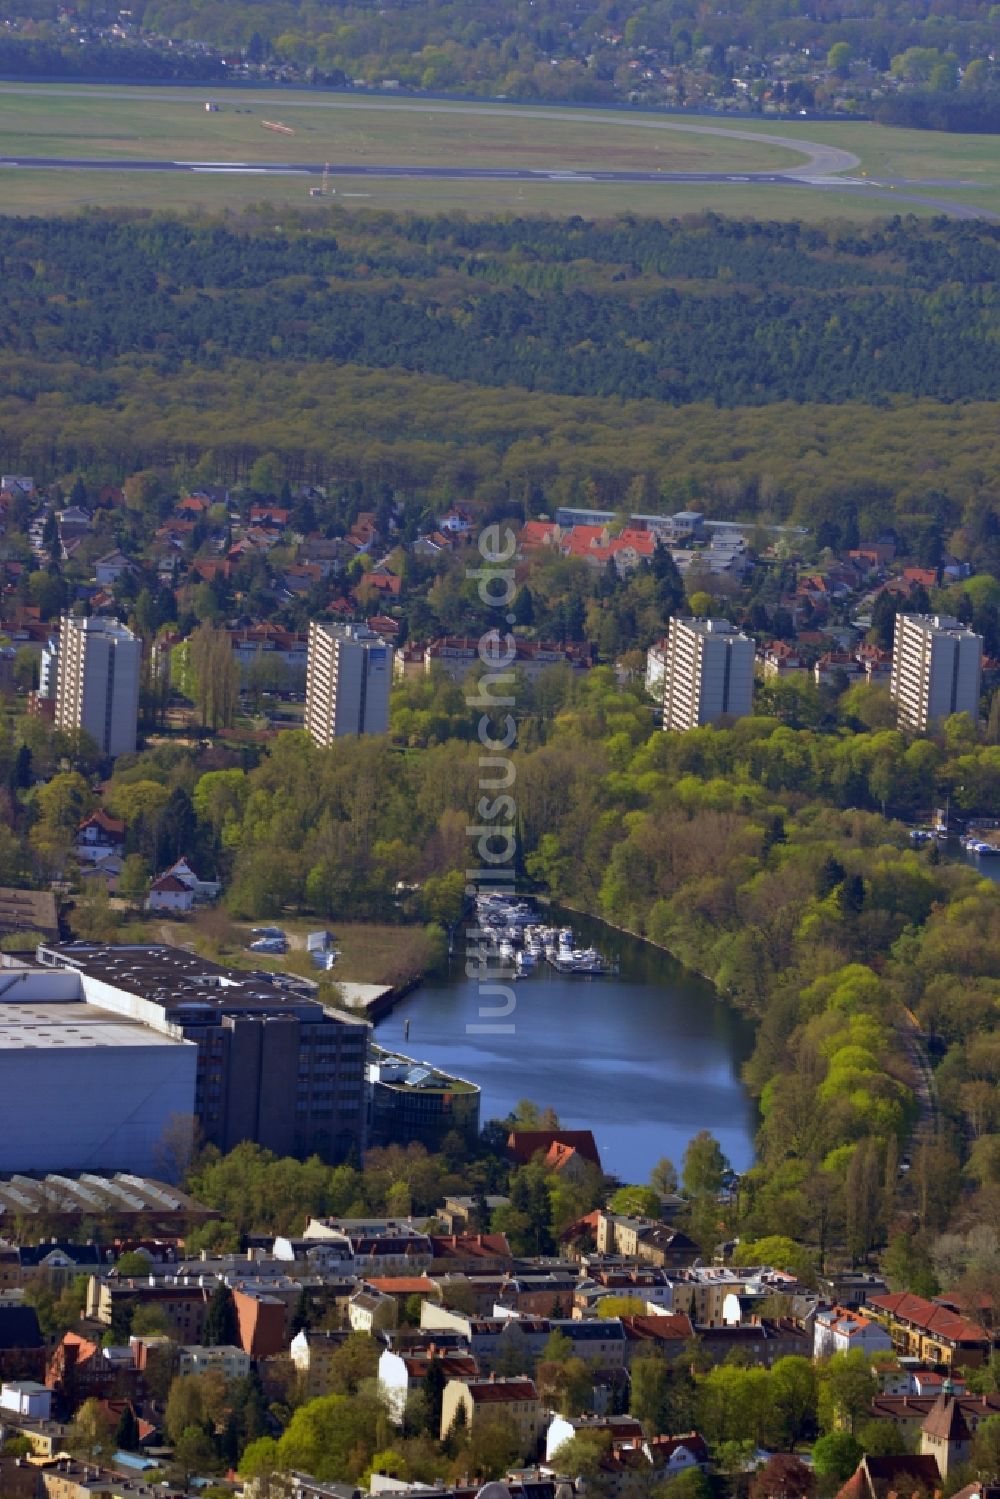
<box><xmin>0</xmin><ymin>966</ymin><xmax>196</xmax><ymax>1174</ymax></box>
<box><xmin>891</xmin><ymin>614</ymin><xmax>983</xmax><ymax>733</ymax></box>
<box><xmin>305</xmin><ymin>622</ymin><xmax>392</xmax><ymax>745</ymax></box>
<box><xmin>35</xmin><ymin>943</ymin><xmax>371</xmax><ymax>1164</ymax></box>
<box><xmin>368</xmin><ymin>1047</ymin><xmax>481</xmax><ymax>1150</ymax></box>
<box><xmin>54</xmin><ymin>616</ymin><xmax>141</xmax><ymax>758</ymax></box>
<box><xmin>661</xmin><ymin>616</ymin><xmax>754</xmax><ymax>731</ymax></box>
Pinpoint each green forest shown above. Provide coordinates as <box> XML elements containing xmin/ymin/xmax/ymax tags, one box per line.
<box><xmin>6</xmin><ymin>212</ymin><xmax>1000</xmax><ymax>405</ymax></box>
<box><xmin>3</xmin><ymin>210</ymin><xmax>1000</xmax><ymax>538</ymax></box>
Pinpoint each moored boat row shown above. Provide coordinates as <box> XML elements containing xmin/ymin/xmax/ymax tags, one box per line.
<box><xmin>473</xmin><ymin>893</ymin><xmax>617</xmax><ymax>976</ymax></box>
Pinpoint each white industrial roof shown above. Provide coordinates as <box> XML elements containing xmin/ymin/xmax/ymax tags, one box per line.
<box><xmin>0</xmin><ymin>1000</ymin><xmax>187</xmax><ymax>1050</ymax></box>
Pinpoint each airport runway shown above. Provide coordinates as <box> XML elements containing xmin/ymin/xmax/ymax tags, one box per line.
<box><xmin>0</xmin><ymin>154</ymin><xmax>991</xmax><ymax>216</ymax></box>
<box><xmin>0</xmin><ymin>155</ymin><xmax>810</xmax><ymax>184</ymax></box>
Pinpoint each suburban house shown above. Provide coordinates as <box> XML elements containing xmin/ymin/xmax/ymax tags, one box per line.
<box><xmin>146</xmin><ymin>873</ymin><xmax>195</xmax><ymax>914</ymax></box>
<box><xmin>94</xmin><ymin>550</ymin><xmax>134</xmax><ymax>588</ymax></box>
<box><xmin>75</xmin><ymin>810</ymin><xmax>125</xmax><ymax>865</ymax></box>
<box><xmin>146</xmin><ymin>858</ymin><xmax>220</xmax><ymax>913</ymax></box>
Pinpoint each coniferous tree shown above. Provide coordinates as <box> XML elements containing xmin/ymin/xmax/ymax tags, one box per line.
<box><xmin>203</xmin><ymin>1284</ymin><xmax>239</xmax><ymax>1347</ymax></box>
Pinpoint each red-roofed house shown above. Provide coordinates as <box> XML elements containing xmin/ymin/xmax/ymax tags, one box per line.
<box><xmin>368</xmin><ymin>614</ymin><xmax>401</xmax><ymax>639</ymax></box>
<box><xmin>190</xmin><ymin>558</ymin><xmax>233</xmax><ymax>584</ymax></box>
<box><xmin>619</xmin><ymin>1314</ymin><xmax>696</xmax><ymax>1363</ymax></box>
<box><xmin>902</xmin><ymin>568</ymin><xmax>938</xmax><ymax>590</ymax></box>
<box><xmin>379</xmin><ymin>1345</ymin><xmax>480</xmax><ymax>1422</ymax></box>
<box><xmin>359</xmin><ymin>570</ymin><xmax>402</xmax><ymax>598</ymax></box>
<box><xmin>834</xmin><ymin>1454</ymin><xmax>942</xmax><ymax>1499</ymax></box>
<box><xmin>46</xmin><ymin>1330</ymin><xmax>134</xmax><ymax>1405</ymax></box>
<box><xmin>867</xmin><ymin>1292</ymin><xmax>992</xmax><ymax>1367</ymax></box>
<box><xmin>365</xmin><ymin>1276</ymin><xmax>442</xmax><ymax>1313</ymax></box>
<box><xmin>543</xmin><ymin>1140</ymin><xmax>591</xmax><ymax>1182</ymax></box>
<box><xmin>250</xmin><ymin>505</ymin><xmax>290</xmax><ymax>528</ymax></box>
<box><xmin>428</xmin><ymin>1235</ymin><xmax>513</xmax><ymax>1274</ymax></box>
<box><xmin>146</xmin><ymin>873</ymin><xmax>195</xmax><ymax>914</ymax></box>
<box><xmin>609</xmin><ymin>529</ymin><xmax>657</xmax><ymax>572</ymax></box>
<box><xmin>507</xmin><ymin>1129</ymin><xmax>601</xmax><ymax>1172</ymax></box>
<box><xmin>75</xmin><ymin>809</ymin><xmax>125</xmax><ymax>865</ymax></box>
<box><xmin>520</xmin><ymin>521</ymin><xmax>560</xmax><ymax>552</ymax></box>
<box><xmin>440</xmin><ymin>1375</ymin><xmax>542</xmax><ymax>1452</ymax></box>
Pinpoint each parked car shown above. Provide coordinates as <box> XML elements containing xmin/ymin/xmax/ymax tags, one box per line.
<box><xmin>249</xmin><ymin>937</ymin><xmax>288</xmax><ymax>954</ymax></box>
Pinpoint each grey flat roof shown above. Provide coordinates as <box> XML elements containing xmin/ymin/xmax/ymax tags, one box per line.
<box><xmin>0</xmin><ymin>1000</ymin><xmax>187</xmax><ymax>1050</ymax></box>
<box><xmin>38</xmin><ymin>943</ymin><xmax>368</xmax><ymax>1029</ymax></box>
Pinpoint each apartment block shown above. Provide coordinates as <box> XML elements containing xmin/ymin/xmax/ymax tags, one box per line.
<box><xmin>661</xmin><ymin>617</ymin><xmax>754</xmax><ymax>731</ymax></box>
<box><xmin>54</xmin><ymin>616</ymin><xmax>141</xmax><ymax>758</ymax></box>
<box><xmin>305</xmin><ymin>622</ymin><xmax>392</xmax><ymax>744</ymax></box>
<box><xmin>890</xmin><ymin>613</ymin><xmax>983</xmax><ymax>733</ymax></box>
<box><xmin>440</xmin><ymin>1374</ymin><xmax>543</xmax><ymax>1454</ymax></box>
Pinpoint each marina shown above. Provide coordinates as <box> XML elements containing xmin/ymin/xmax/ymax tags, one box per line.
<box><xmin>375</xmin><ymin>899</ymin><xmax>757</xmax><ymax>1180</ymax></box>
<box><xmin>474</xmin><ymin>892</ymin><xmax>620</xmax><ymax>977</ymax></box>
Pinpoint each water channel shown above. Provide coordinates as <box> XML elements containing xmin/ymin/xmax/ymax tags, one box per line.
<box><xmin>374</xmin><ymin>908</ymin><xmax>758</xmax><ymax>1182</ymax></box>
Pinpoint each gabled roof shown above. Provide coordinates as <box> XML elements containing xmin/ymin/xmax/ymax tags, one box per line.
<box><xmin>466</xmin><ymin>1377</ymin><xmax>538</xmax><ymax>1403</ymax></box>
<box><xmin>869</xmin><ymin>1292</ymin><xmax>989</xmax><ymax>1346</ymax></box>
<box><xmin>650</xmin><ymin>1433</ymin><xmax>709</xmax><ymax>1463</ymax></box>
<box><xmin>922</xmin><ymin>1392</ymin><xmax>971</xmax><ymax>1443</ymax></box>
<box><xmin>507</xmin><ymin>1129</ymin><xmax>601</xmax><ymax>1169</ymax></box>
<box><xmin>861</xmin><ymin>1454</ymin><xmax>941</xmax><ymax>1498</ymax></box>
<box><xmin>620</xmin><ymin>1313</ymin><xmax>694</xmax><ymax>1344</ymax></box>
<box><xmin>367</xmin><ymin>1277</ymin><xmax>437</xmax><ymax>1294</ymax></box>
<box><xmin>78</xmin><ymin>809</ymin><xmax>125</xmax><ymax>837</ymax></box>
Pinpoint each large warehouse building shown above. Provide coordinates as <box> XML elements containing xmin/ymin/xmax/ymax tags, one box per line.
<box><xmin>0</xmin><ymin>966</ymin><xmax>196</xmax><ymax>1175</ymax></box>
<box><xmin>34</xmin><ymin>944</ymin><xmax>371</xmax><ymax>1166</ymax></box>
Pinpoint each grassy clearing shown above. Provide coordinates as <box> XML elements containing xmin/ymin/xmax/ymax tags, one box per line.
<box><xmin>712</xmin><ymin>114</ymin><xmax>1000</xmax><ymax>190</ymax></box>
<box><xmin>0</xmin><ymin>84</ymin><xmax>796</xmax><ymax>171</ymax></box>
<box><xmin>175</xmin><ymin>908</ymin><xmax>439</xmax><ymax>988</ymax></box>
